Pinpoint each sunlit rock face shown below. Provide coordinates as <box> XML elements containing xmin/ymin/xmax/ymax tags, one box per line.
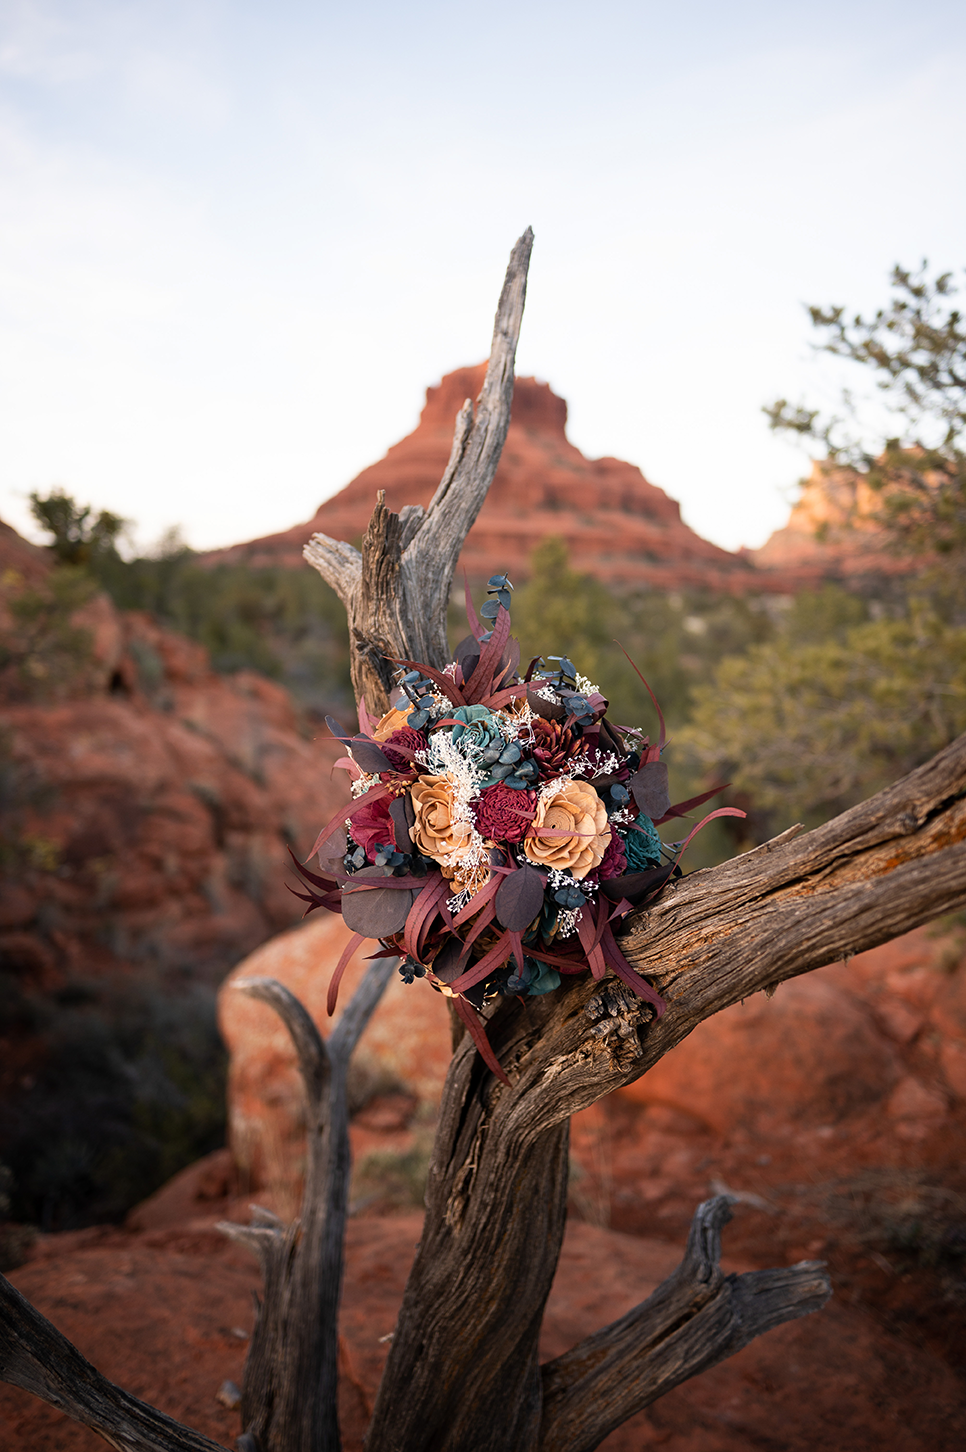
<box><xmin>218</xmin><ymin>913</ymin><xmax>452</xmax><ymax>1213</ymax></box>
<box><xmin>202</xmin><ymin>365</ymin><xmax>758</xmax><ymax>592</ymax></box>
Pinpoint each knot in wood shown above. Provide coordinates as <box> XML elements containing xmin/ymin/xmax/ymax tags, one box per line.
<box><xmin>583</xmin><ymin>982</ymin><xmax>652</xmax><ymax>1069</ymax></box>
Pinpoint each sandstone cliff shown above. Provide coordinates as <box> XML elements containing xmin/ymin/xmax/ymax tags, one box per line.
<box><xmin>0</xmin><ymin>522</ymin><xmax>347</xmax><ymax>1226</ymax></box>
<box><xmin>203</xmin><ymin>365</ymin><xmax>760</xmax><ymax>592</ymax></box>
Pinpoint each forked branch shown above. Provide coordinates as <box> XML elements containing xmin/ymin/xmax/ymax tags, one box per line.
<box><xmin>219</xmin><ymin>959</ymin><xmax>396</xmax><ymax>1452</ymax></box>
<box><xmin>538</xmin><ymin>1197</ymin><xmax>831</xmax><ymax>1452</ymax></box>
<box><xmin>364</xmin><ymin>733</ymin><xmax>966</xmax><ymax>1452</ymax></box>
<box><xmin>303</xmin><ymin>227</ymin><xmax>534</xmax><ymax>710</ymax></box>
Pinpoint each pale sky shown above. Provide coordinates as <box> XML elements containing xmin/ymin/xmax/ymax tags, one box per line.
<box><xmin>2</xmin><ymin>0</ymin><xmax>965</xmax><ymax>555</ymax></box>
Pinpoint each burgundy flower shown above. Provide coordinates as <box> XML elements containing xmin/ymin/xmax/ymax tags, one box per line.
<box><xmin>381</xmin><ymin>727</ymin><xmax>428</xmax><ymax>772</ymax></box>
<box><xmin>350</xmin><ymin>794</ymin><xmax>397</xmax><ymax>860</ymax></box>
<box><xmin>474</xmin><ymin>782</ymin><xmax>537</xmax><ymax>843</ymax></box>
<box><xmin>531</xmin><ymin>719</ymin><xmax>588</xmax><ymax>780</ymax></box>
<box><xmin>596</xmin><ymin>828</ymin><xmax>627</xmax><ymax>882</ymax></box>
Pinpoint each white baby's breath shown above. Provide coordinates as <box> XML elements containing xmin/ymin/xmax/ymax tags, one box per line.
<box><xmin>538</xmin><ymin>773</ymin><xmax>572</xmax><ymax>804</ymax></box>
<box><xmin>555</xmin><ymin>909</ymin><xmax>579</xmax><ymax>939</ymax></box>
<box><xmin>350</xmin><ymin>771</ymin><xmax>379</xmax><ymax>799</ymax></box>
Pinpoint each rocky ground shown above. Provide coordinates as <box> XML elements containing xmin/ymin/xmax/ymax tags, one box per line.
<box><xmin>2</xmin><ymin>921</ymin><xmax>964</xmax><ymax>1450</ymax></box>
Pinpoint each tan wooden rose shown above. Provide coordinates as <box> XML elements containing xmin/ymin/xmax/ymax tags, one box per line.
<box><xmin>523</xmin><ymin>778</ymin><xmax>611</xmax><ymax>879</ymax></box>
<box><xmin>372</xmin><ymin>706</ymin><xmax>413</xmax><ymax>741</ymax></box>
<box><xmin>411</xmin><ymin>773</ymin><xmax>475</xmax><ymax>865</ymax></box>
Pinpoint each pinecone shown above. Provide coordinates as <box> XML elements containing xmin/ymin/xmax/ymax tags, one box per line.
<box><xmin>531</xmin><ymin>719</ymin><xmax>588</xmax><ymax>779</ymax></box>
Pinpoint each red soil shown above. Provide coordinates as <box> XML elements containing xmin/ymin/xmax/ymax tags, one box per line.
<box><xmin>3</xmin><ymin>923</ymin><xmax>965</xmax><ymax>1451</ymax></box>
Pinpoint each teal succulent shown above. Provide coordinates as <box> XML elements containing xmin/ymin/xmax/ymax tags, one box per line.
<box><xmin>624</xmin><ymin>814</ymin><xmax>663</xmax><ymax>871</ymax></box>
<box><xmin>450</xmin><ymin>705</ymin><xmax>502</xmax><ymax>755</ymax></box>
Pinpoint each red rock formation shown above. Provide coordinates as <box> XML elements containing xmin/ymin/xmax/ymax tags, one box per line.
<box><xmin>203</xmin><ymin>365</ymin><xmax>759</xmax><ymax>593</ymax></box>
<box><xmin>747</xmin><ymin>458</ymin><xmax>919</xmax><ymax>588</ymax></box>
<box><xmin>0</xmin><ymin>521</ymin><xmax>350</xmax><ymax>1205</ymax></box>
<box><xmin>217</xmin><ymin>914</ymin><xmax>452</xmax><ymax>1214</ymax></box>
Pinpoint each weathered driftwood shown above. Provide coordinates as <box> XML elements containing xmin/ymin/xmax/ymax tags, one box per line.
<box><xmin>4</xmin><ymin>230</ymin><xmax>966</xmax><ymax>1452</ymax></box>
<box><xmin>539</xmin><ymin>1196</ymin><xmax>830</xmax><ymax>1452</ymax></box>
<box><xmin>303</xmin><ymin>226</ymin><xmax>533</xmax><ymax>712</ymax></box>
<box><xmin>218</xmin><ymin>960</ymin><xmax>396</xmax><ymax>1452</ymax></box>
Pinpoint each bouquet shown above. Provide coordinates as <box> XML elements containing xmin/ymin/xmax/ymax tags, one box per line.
<box><xmin>293</xmin><ymin>575</ymin><xmax>742</xmax><ymax>1080</ymax></box>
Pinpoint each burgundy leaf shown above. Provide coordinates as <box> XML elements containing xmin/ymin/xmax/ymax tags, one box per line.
<box><xmin>306</xmin><ymin>783</ymin><xmax>390</xmax><ymax>862</ymax></box>
<box><xmin>431</xmin><ymin>937</ymin><xmax>468</xmax><ymax>984</ymax></box>
<box><xmin>326</xmin><ymin>932</ymin><xmax>366</xmax><ymax>1016</ymax></box>
<box><xmin>464</xmin><ymin>604</ymin><xmax>512</xmax><ymax>704</ymax></box>
<box><xmin>454</xmin><ymin>633</ymin><xmax>481</xmax><ymax>686</ymax></box>
<box><xmin>342</xmin><ymin>866</ymin><xmax>417</xmax><ymax>937</ymax></box>
<box><xmin>493</xmin><ymin>636</ymin><xmax>521</xmax><ymax>690</ymax></box>
<box><xmin>495</xmin><ymin>862</ymin><xmax>546</xmax><ymax>931</ymax></box>
<box><xmin>350</xmin><ymin>737</ymin><xmax>396</xmax><ymax>774</ymax></box>
<box><xmin>613</xmin><ymin>643</ymin><xmax>666</xmax><ymax>760</ymax></box>
<box><xmin>393</xmin><ymin>659</ymin><xmax>467</xmax><ymax>708</ymax></box>
<box><xmin>463</xmin><ymin>570</ymin><xmax>485</xmax><ymax>642</ymax></box>
<box><xmin>318</xmin><ymin>824</ymin><xmax>348</xmax><ymax>868</ymax></box>
<box><xmin>525</xmin><ymin>686</ymin><xmax>565</xmax><ymax>722</ymax></box>
<box><xmin>652</xmin><ymin>783</ymin><xmax>730</xmax><ymax>826</ymax></box>
<box><xmin>599</xmin><ymin>924</ymin><xmax>666</xmax><ymax>1016</ymax></box>
<box><xmin>325</xmin><ymin>714</ymin><xmax>353</xmax><ymax>744</ymax></box>
<box><xmin>598</xmin><ymin>718</ymin><xmax>626</xmax><ymax>758</ymax></box>
<box><xmin>389</xmin><ymin>793</ymin><xmax>416</xmax><ymax>851</ymax></box>
<box><xmin>629</xmin><ymin>761</ymin><xmax>671</xmax><ymax>820</ymax></box>
<box><xmin>670</xmin><ymin>807</ymin><xmax>747</xmax><ymax>863</ymax></box>
<box><xmin>600</xmin><ymin>863</ymin><xmax>675</xmax><ymax>905</ymax></box>
<box><xmin>451</xmin><ymin>993</ymin><xmax>510</xmax><ymax>1084</ymax></box>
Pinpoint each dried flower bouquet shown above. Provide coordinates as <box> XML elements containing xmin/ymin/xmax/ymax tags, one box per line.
<box><xmin>293</xmin><ymin>575</ymin><xmax>742</xmax><ymax>1079</ymax></box>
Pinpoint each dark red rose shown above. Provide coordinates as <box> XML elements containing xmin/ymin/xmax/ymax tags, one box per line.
<box><xmin>381</xmin><ymin>727</ymin><xmax>428</xmax><ymax>771</ymax></box>
<box><xmin>474</xmin><ymin>783</ymin><xmax>537</xmax><ymax>843</ymax></box>
<box><xmin>351</xmin><ymin>794</ymin><xmax>397</xmax><ymax>860</ymax></box>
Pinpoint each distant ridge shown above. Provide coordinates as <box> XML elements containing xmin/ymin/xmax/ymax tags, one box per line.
<box><xmin>200</xmin><ymin>365</ymin><xmax>760</xmax><ymax>592</ymax></box>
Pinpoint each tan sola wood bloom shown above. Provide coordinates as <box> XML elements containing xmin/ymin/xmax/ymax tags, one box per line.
<box><xmin>523</xmin><ymin>777</ymin><xmax>611</xmax><ymax>878</ymax></box>
<box><xmin>411</xmin><ymin>772</ymin><xmax>475</xmax><ymax>865</ymax></box>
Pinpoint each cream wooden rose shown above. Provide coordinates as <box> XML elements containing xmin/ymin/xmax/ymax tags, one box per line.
<box><xmin>522</xmin><ymin>779</ymin><xmax>611</xmax><ymax>879</ymax></box>
<box><xmin>411</xmin><ymin>773</ymin><xmax>475</xmax><ymax>866</ymax></box>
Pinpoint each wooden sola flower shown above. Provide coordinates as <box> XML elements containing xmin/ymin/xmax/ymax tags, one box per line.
<box><xmin>291</xmin><ymin>574</ymin><xmax>744</xmax><ymax>1081</ymax></box>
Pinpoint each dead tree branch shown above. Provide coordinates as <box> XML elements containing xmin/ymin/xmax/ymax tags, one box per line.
<box><xmin>4</xmin><ymin>230</ymin><xmax>966</xmax><ymax>1452</ymax></box>
<box><xmin>219</xmin><ymin>959</ymin><xmax>396</xmax><ymax>1452</ymax></box>
<box><xmin>0</xmin><ymin>1271</ymin><xmax>228</xmax><ymax>1452</ymax></box>
<box><xmin>538</xmin><ymin>1196</ymin><xmax>830</xmax><ymax>1452</ymax></box>
<box><xmin>303</xmin><ymin>227</ymin><xmax>534</xmax><ymax>711</ymax></box>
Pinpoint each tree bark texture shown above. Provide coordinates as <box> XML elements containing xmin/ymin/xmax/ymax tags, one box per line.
<box><xmin>0</xmin><ymin>1270</ymin><xmax>229</xmax><ymax>1452</ymax></box>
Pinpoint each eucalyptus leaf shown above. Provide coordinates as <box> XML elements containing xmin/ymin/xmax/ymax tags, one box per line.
<box><xmin>390</xmin><ymin>794</ymin><xmax>416</xmax><ymax>852</ymax></box>
<box><xmin>629</xmin><ymin>761</ymin><xmax>671</xmax><ymax>820</ymax></box>
<box><xmin>495</xmin><ymin>863</ymin><xmax>546</xmax><ymax>931</ymax></box>
<box><xmin>342</xmin><ymin>867</ymin><xmax>417</xmax><ymax>936</ymax></box>
<box><xmin>350</xmin><ymin>738</ymin><xmax>396</xmax><ymax>774</ymax></box>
